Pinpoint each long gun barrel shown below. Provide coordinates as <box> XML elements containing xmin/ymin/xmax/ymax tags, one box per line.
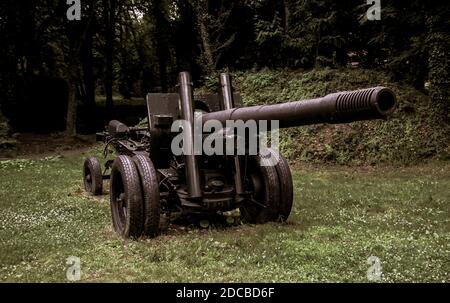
<box><xmin>200</xmin><ymin>86</ymin><xmax>396</xmax><ymax>128</ymax></box>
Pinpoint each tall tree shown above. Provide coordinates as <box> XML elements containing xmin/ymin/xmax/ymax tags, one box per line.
<box><xmin>193</xmin><ymin>0</ymin><xmax>236</xmax><ymax>73</ymax></box>
<box><xmin>103</xmin><ymin>0</ymin><xmax>118</xmax><ymax>112</ymax></box>
<box><xmin>148</xmin><ymin>0</ymin><xmax>171</xmax><ymax>92</ymax></box>
<box><xmin>80</xmin><ymin>0</ymin><xmax>98</xmax><ymax>131</ymax></box>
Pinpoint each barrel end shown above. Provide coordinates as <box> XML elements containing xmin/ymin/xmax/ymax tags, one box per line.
<box><xmin>372</xmin><ymin>87</ymin><xmax>397</xmax><ymax>117</ymax></box>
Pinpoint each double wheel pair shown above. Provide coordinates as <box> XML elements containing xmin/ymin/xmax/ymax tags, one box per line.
<box><xmin>83</xmin><ymin>149</ymin><xmax>293</xmax><ymax>239</ymax></box>
<box><xmin>83</xmin><ymin>155</ymin><xmax>160</xmax><ymax>238</ymax></box>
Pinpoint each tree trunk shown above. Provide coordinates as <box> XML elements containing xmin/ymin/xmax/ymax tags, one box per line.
<box><xmin>81</xmin><ymin>29</ymin><xmax>96</xmax><ymax>132</ymax></box>
<box><xmin>82</xmin><ymin>24</ymin><xmax>95</xmax><ymax>110</ymax></box>
<box><xmin>64</xmin><ymin>3</ymin><xmax>95</xmax><ymax>136</ymax></box>
<box><xmin>151</xmin><ymin>0</ymin><xmax>169</xmax><ymax>92</ymax></box>
<box><xmin>197</xmin><ymin>2</ymin><xmax>214</xmax><ymax>74</ymax></box>
<box><xmin>65</xmin><ymin>79</ymin><xmax>78</xmax><ymax>136</ymax></box>
<box><xmin>156</xmin><ymin>36</ymin><xmax>168</xmax><ymax>93</ymax></box>
<box><xmin>282</xmin><ymin>0</ymin><xmax>290</xmax><ymax>33</ymax></box>
<box><xmin>104</xmin><ymin>0</ymin><xmax>116</xmax><ymax>114</ymax></box>
<box><xmin>199</xmin><ymin>18</ymin><xmax>214</xmax><ymax>73</ymax></box>
<box><xmin>65</xmin><ymin>53</ymin><xmax>79</xmax><ymax>136</ymax></box>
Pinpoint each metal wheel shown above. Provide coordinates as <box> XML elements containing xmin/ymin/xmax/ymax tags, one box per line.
<box><xmin>133</xmin><ymin>154</ymin><xmax>160</xmax><ymax>238</ymax></box>
<box><xmin>240</xmin><ymin>153</ymin><xmax>280</xmax><ymax>223</ymax></box>
<box><xmin>110</xmin><ymin>155</ymin><xmax>144</xmax><ymax>238</ymax></box>
<box><xmin>267</xmin><ymin>148</ymin><xmax>293</xmax><ymax>221</ymax></box>
<box><xmin>83</xmin><ymin>157</ymin><xmax>103</xmax><ymax>195</ymax></box>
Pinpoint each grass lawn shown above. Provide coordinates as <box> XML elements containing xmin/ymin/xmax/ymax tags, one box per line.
<box><xmin>0</xmin><ymin>147</ymin><xmax>448</xmax><ymax>282</ymax></box>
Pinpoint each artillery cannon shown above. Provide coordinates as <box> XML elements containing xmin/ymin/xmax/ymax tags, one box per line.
<box><xmin>83</xmin><ymin>71</ymin><xmax>396</xmax><ymax>238</ymax></box>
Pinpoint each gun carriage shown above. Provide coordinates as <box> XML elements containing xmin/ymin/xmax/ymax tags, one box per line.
<box><xmin>83</xmin><ymin>71</ymin><xmax>396</xmax><ymax>238</ymax></box>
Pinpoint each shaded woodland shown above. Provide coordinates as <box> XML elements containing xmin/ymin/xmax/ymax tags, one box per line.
<box><xmin>0</xmin><ymin>0</ymin><xmax>448</xmax><ymax>134</ymax></box>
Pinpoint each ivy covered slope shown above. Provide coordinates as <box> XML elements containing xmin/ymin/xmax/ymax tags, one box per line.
<box><xmin>203</xmin><ymin>68</ymin><xmax>449</xmax><ymax>165</ymax></box>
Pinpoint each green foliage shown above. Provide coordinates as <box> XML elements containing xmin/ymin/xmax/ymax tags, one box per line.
<box><xmin>249</xmin><ymin>0</ymin><xmax>350</xmax><ymax>68</ymax></box>
<box><xmin>426</xmin><ymin>13</ymin><xmax>450</xmax><ymax>120</ymax></box>
<box><xmin>1</xmin><ymin>1</ymin><xmax>448</xmax><ymax>136</ymax></box>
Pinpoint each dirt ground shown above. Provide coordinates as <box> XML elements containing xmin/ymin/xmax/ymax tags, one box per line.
<box><xmin>0</xmin><ymin>133</ymin><xmax>96</xmax><ymax>160</ymax></box>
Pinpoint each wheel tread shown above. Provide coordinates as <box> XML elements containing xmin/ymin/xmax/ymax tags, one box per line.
<box><xmin>83</xmin><ymin>157</ymin><xmax>103</xmax><ymax>195</ymax></box>
<box><xmin>133</xmin><ymin>154</ymin><xmax>160</xmax><ymax>237</ymax></box>
<box><xmin>110</xmin><ymin>155</ymin><xmax>144</xmax><ymax>238</ymax></box>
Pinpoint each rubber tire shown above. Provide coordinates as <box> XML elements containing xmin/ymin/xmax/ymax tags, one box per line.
<box><xmin>240</xmin><ymin>153</ymin><xmax>280</xmax><ymax>223</ymax></box>
<box><xmin>133</xmin><ymin>155</ymin><xmax>160</xmax><ymax>238</ymax></box>
<box><xmin>268</xmin><ymin>148</ymin><xmax>293</xmax><ymax>221</ymax></box>
<box><xmin>83</xmin><ymin>157</ymin><xmax>103</xmax><ymax>195</ymax></box>
<box><xmin>110</xmin><ymin>155</ymin><xmax>144</xmax><ymax>238</ymax></box>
